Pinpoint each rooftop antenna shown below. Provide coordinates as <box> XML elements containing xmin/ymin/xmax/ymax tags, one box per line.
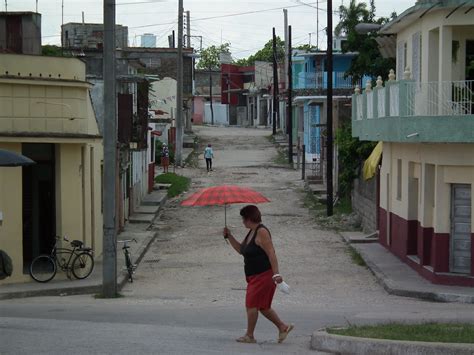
<box><xmin>5</xmin><ymin>0</ymin><xmax>7</xmax><ymax>12</ymax></box>
<box><xmin>36</xmin><ymin>0</ymin><xmax>38</xmax><ymax>12</ymax></box>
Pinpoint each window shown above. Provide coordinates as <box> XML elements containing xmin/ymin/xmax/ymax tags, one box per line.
<box><xmin>397</xmin><ymin>159</ymin><xmax>402</xmax><ymax>201</ymax></box>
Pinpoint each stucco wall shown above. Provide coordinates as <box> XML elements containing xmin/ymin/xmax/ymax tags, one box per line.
<box><xmin>380</xmin><ymin>142</ymin><xmax>474</xmax><ymax>234</ymax></box>
<box><xmin>0</xmin><ymin>142</ymin><xmax>23</xmax><ymax>283</ymax></box>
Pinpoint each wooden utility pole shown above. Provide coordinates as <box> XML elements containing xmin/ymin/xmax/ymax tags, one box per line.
<box><xmin>272</xmin><ymin>27</ymin><xmax>279</xmax><ymax>136</ymax></box>
<box><xmin>287</xmin><ymin>25</ymin><xmax>293</xmax><ymax>165</ymax></box>
<box><xmin>102</xmin><ymin>0</ymin><xmax>118</xmax><ymax>297</ymax></box>
<box><xmin>326</xmin><ymin>0</ymin><xmax>334</xmax><ymax>216</ymax></box>
<box><xmin>175</xmin><ymin>0</ymin><xmax>184</xmax><ymax>165</ymax></box>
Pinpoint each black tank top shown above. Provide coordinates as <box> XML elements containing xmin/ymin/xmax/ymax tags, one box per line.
<box><xmin>240</xmin><ymin>224</ymin><xmax>272</xmax><ymax>277</ymax></box>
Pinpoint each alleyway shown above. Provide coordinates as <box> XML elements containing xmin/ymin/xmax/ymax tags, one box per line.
<box><xmin>2</xmin><ymin>126</ymin><xmax>474</xmax><ymax>354</ymax></box>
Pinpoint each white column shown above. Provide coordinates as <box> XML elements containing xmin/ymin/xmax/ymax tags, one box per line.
<box><xmin>438</xmin><ymin>26</ymin><xmax>453</xmax><ymax>82</ymax></box>
<box><xmin>438</xmin><ymin>26</ymin><xmax>453</xmax><ymax>115</ymax></box>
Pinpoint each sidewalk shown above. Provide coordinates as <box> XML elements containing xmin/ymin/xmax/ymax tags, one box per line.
<box><xmin>0</xmin><ymin>191</ymin><xmax>167</xmax><ymax>300</ymax></box>
<box><xmin>341</xmin><ymin>232</ymin><xmax>474</xmax><ymax>304</ymax></box>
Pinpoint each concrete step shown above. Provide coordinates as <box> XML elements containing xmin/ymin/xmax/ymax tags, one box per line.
<box><xmin>128</xmin><ymin>213</ymin><xmax>154</xmax><ymax>224</ymax></box>
<box><xmin>134</xmin><ymin>205</ymin><xmax>159</xmax><ymax>215</ymax></box>
<box><xmin>340</xmin><ymin>231</ymin><xmax>379</xmax><ymax>244</ymax></box>
<box><xmin>142</xmin><ymin>190</ymin><xmax>167</xmax><ymax>207</ymax></box>
<box><xmin>154</xmin><ymin>183</ymin><xmax>172</xmax><ymax>190</ymax></box>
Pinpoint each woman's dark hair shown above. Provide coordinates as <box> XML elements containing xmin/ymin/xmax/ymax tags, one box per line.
<box><xmin>240</xmin><ymin>205</ymin><xmax>262</xmax><ymax>223</ymax></box>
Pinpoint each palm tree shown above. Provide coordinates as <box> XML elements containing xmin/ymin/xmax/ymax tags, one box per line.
<box><xmin>335</xmin><ymin>0</ymin><xmax>370</xmax><ymax>37</ymax></box>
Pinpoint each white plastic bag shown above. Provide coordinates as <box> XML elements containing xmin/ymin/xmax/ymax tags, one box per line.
<box><xmin>277</xmin><ymin>281</ymin><xmax>290</xmax><ymax>295</ymax></box>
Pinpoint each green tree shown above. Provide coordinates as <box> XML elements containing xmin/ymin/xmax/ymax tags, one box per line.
<box><xmin>235</xmin><ymin>37</ymin><xmax>285</xmax><ymax>66</ymax></box>
<box><xmin>41</xmin><ymin>45</ymin><xmax>63</xmax><ymax>56</ymax></box>
<box><xmin>196</xmin><ymin>43</ymin><xmax>231</xmax><ymax>70</ymax></box>
<box><xmin>335</xmin><ymin>0</ymin><xmax>395</xmax><ymax>81</ymax></box>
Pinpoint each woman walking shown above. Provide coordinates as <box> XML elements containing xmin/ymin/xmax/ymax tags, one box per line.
<box><xmin>161</xmin><ymin>143</ymin><xmax>170</xmax><ymax>173</ymax></box>
<box><xmin>223</xmin><ymin>205</ymin><xmax>294</xmax><ymax>344</ymax></box>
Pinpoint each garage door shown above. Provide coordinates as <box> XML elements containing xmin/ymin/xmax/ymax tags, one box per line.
<box><xmin>450</xmin><ymin>184</ymin><xmax>472</xmax><ymax>274</ymax></box>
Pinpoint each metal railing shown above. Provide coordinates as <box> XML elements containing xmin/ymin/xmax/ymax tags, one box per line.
<box><xmin>295</xmin><ymin>71</ymin><xmax>364</xmax><ymax>90</ymax></box>
<box><xmin>406</xmin><ymin>80</ymin><xmax>474</xmax><ymax>116</ymax></box>
<box><xmin>353</xmin><ymin>79</ymin><xmax>474</xmax><ymax>120</ymax></box>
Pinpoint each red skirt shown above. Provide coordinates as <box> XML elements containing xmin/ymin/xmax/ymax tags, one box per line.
<box><xmin>245</xmin><ymin>269</ymin><xmax>276</xmax><ymax>310</ymax></box>
<box><xmin>161</xmin><ymin>157</ymin><xmax>170</xmax><ymax>167</ymax></box>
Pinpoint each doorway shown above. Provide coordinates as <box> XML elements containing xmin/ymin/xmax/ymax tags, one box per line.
<box><xmin>450</xmin><ymin>184</ymin><xmax>471</xmax><ymax>274</ymax></box>
<box><xmin>22</xmin><ymin>144</ymin><xmax>56</xmax><ymax>271</ymax></box>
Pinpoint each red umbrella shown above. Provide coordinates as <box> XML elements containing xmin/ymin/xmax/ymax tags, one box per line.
<box><xmin>181</xmin><ymin>185</ymin><xmax>270</xmax><ymax>227</ymax></box>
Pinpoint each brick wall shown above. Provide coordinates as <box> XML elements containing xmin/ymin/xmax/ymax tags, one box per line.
<box><xmin>351</xmin><ymin>167</ymin><xmax>377</xmax><ymax>233</ymax></box>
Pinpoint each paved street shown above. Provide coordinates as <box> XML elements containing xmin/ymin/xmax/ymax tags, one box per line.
<box><xmin>2</xmin><ymin>126</ymin><xmax>474</xmax><ymax>354</ymax></box>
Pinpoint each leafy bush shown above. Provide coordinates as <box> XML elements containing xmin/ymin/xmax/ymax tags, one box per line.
<box><xmin>155</xmin><ymin>173</ymin><xmax>190</xmax><ymax>198</ymax></box>
<box><xmin>335</xmin><ymin>123</ymin><xmax>376</xmax><ymax>198</ymax></box>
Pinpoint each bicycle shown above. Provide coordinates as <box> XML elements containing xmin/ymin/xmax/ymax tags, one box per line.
<box><xmin>29</xmin><ymin>236</ymin><xmax>94</xmax><ymax>283</ymax></box>
<box><xmin>118</xmin><ymin>239</ymin><xmax>137</xmax><ymax>283</ymax></box>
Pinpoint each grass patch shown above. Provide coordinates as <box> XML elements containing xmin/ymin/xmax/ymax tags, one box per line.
<box><xmin>273</xmin><ymin>146</ymin><xmax>290</xmax><ymax>165</ymax></box>
<box><xmin>327</xmin><ymin>323</ymin><xmax>474</xmax><ymax>344</ymax></box>
<box><xmin>155</xmin><ymin>173</ymin><xmax>191</xmax><ymax>198</ymax></box>
<box><xmin>266</xmin><ymin>134</ymin><xmax>276</xmax><ymax>143</ymax></box>
<box><xmin>347</xmin><ymin>246</ymin><xmax>366</xmax><ymax>267</ymax></box>
<box><xmin>303</xmin><ymin>190</ymin><xmax>359</xmax><ymax>232</ymax></box>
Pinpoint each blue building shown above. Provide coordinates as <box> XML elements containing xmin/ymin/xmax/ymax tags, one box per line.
<box><xmin>292</xmin><ymin>44</ymin><xmax>370</xmax><ymax>186</ymax></box>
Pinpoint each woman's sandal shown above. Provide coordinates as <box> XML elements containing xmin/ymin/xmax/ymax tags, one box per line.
<box><xmin>278</xmin><ymin>324</ymin><xmax>295</xmax><ymax>343</ymax></box>
<box><xmin>236</xmin><ymin>335</ymin><xmax>257</xmax><ymax>344</ymax></box>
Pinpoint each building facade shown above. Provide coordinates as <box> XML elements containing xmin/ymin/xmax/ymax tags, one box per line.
<box><xmin>0</xmin><ymin>53</ymin><xmax>103</xmax><ymax>284</ymax></box>
<box><xmin>293</xmin><ymin>47</ymin><xmax>368</xmax><ymax>188</ymax></box>
<box><xmin>62</xmin><ymin>22</ymin><xmax>129</xmax><ymax>49</ymax></box>
<box><xmin>352</xmin><ymin>0</ymin><xmax>474</xmax><ymax>285</ymax></box>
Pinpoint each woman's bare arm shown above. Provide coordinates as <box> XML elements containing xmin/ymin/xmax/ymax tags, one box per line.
<box><xmin>223</xmin><ymin>228</ymin><xmax>242</xmax><ymax>254</ymax></box>
<box><xmin>256</xmin><ymin>229</ymin><xmax>281</xmax><ymax>280</ymax></box>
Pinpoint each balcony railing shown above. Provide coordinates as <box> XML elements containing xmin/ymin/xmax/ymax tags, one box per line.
<box><xmin>354</xmin><ymin>76</ymin><xmax>474</xmax><ymax>121</ymax></box>
<box><xmin>295</xmin><ymin>71</ymin><xmax>368</xmax><ymax>90</ymax></box>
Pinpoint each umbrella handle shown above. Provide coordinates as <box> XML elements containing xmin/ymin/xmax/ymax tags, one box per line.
<box><xmin>224</xmin><ymin>204</ymin><xmax>229</xmax><ymax>244</ymax></box>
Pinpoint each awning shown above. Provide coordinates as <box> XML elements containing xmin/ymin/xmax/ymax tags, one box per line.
<box><xmin>363</xmin><ymin>141</ymin><xmax>383</xmax><ymax>181</ymax></box>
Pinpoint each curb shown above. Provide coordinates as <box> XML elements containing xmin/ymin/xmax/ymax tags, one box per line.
<box><xmin>311</xmin><ymin>330</ymin><xmax>474</xmax><ymax>355</ymax></box>
<box><xmin>356</xmin><ymin>244</ymin><xmax>474</xmax><ymax>304</ymax></box>
<box><xmin>338</xmin><ymin>233</ymin><xmax>474</xmax><ymax>304</ymax></box>
<box><xmin>0</xmin><ymin>195</ymin><xmax>169</xmax><ymax>300</ymax></box>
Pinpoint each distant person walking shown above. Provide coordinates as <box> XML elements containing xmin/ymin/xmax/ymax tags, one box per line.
<box><xmin>204</xmin><ymin>144</ymin><xmax>214</xmax><ymax>172</ymax></box>
<box><xmin>223</xmin><ymin>205</ymin><xmax>294</xmax><ymax>344</ymax></box>
<box><xmin>161</xmin><ymin>143</ymin><xmax>170</xmax><ymax>173</ymax></box>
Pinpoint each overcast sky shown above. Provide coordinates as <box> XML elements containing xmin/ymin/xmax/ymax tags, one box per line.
<box><xmin>7</xmin><ymin>0</ymin><xmax>415</xmax><ymax>59</ymax></box>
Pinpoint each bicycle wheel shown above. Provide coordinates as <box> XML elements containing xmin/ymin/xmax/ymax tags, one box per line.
<box><xmin>71</xmin><ymin>252</ymin><xmax>94</xmax><ymax>280</ymax></box>
<box><xmin>125</xmin><ymin>252</ymin><xmax>134</xmax><ymax>283</ymax></box>
<box><xmin>30</xmin><ymin>255</ymin><xmax>57</xmax><ymax>283</ymax></box>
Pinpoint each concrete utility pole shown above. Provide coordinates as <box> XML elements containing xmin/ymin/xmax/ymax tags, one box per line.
<box><xmin>287</xmin><ymin>25</ymin><xmax>293</xmax><ymax>165</ymax></box>
<box><xmin>283</xmin><ymin>9</ymin><xmax>289</xmax><ymax>92</ymax></box>
<box><xmin>175</xmin><ymin>0</ymin><xmax>184</xmax><ymax>165</ymax></box>
<box><xmin>209</xmin><ymin>68</ymin><xmax>214</xmax><ymax>125</ymax></box>
<box><xmin>102</xmin><ymin>0</ymin><xmax>118</xmax><ymax>297</ymax></box>
<box><xmin>272</xmin><ymin>27</ymin><xmax>279</xmax><ymax>136</ymax></box>
<box><xmin>185</xmin><ymin>10</ymin><xmax>192</xmax><ymax>133</ymax></box>
<box><xmin>186</xmin><ymin>11</ymin><xmax>191</xmax><ymax>48</ymax></box>
<box><xmin>326</xmin><ymin>0</ymin><xmax>334</xmax><ymax>216</ymax></box>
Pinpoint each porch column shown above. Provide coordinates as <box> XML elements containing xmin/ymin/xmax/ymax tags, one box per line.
<box><xmin>438</xmin><ymin>26</ymin><xmax>452</xmax><ymax>115</ymax></box>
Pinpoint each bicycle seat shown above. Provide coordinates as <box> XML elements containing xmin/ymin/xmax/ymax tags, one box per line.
<box><xmin>79</xmin><ymin>247</ymin><xmax>92</xmax><ymax>252</ymax></box>
<box><xmin>71</xmin><ymin>240</ymin><xmax>83</xmax><ymax>248</ymax></box>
